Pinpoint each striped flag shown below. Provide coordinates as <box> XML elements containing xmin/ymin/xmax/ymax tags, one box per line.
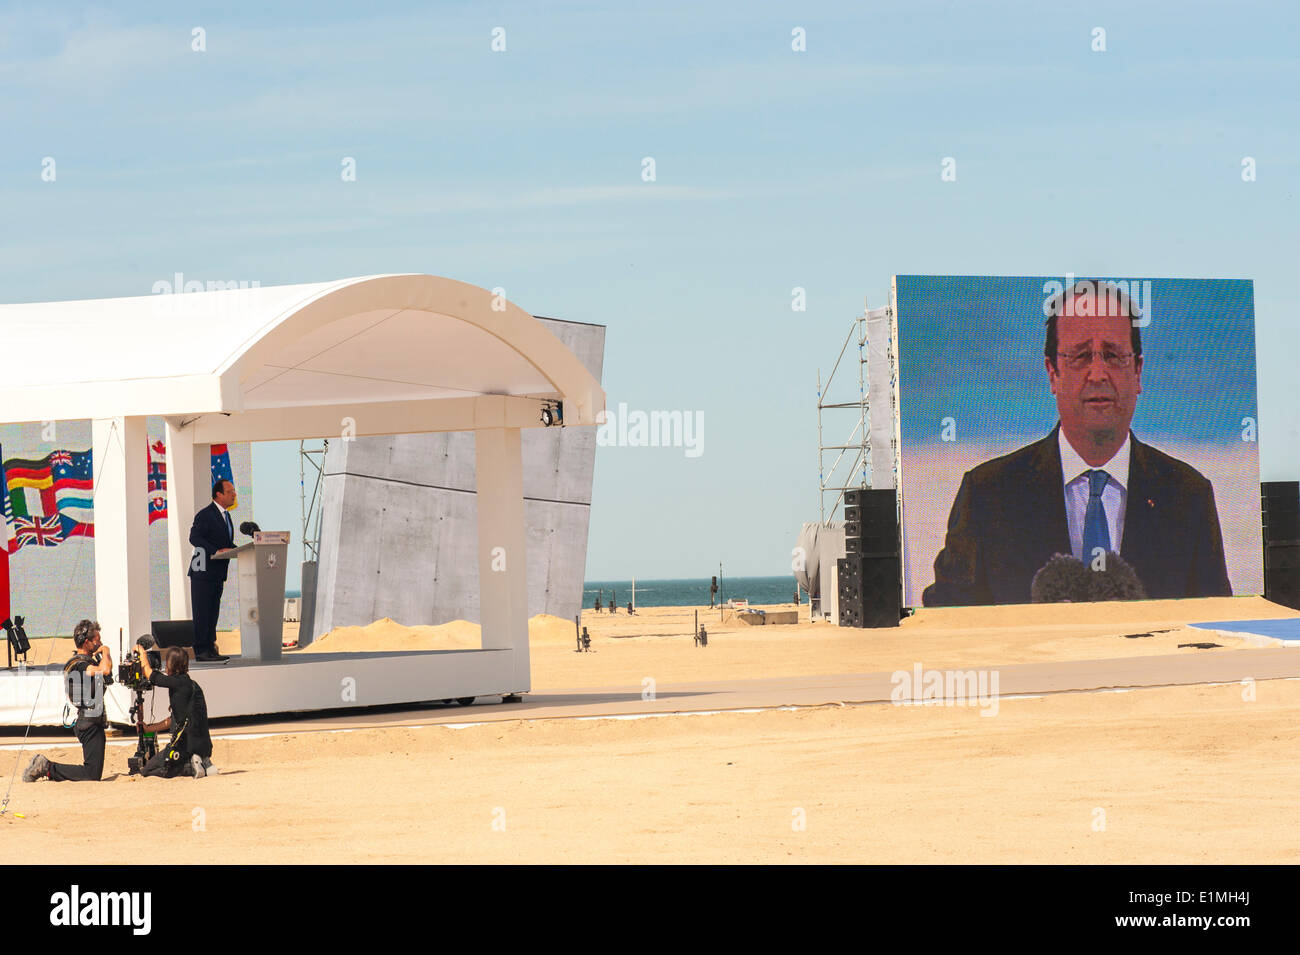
<box><xmin>6</xmin><ymin>455</ymin><xmax>56</xmax><ymax>517</ymax></box>
<box><xmin>0</xmin><ymin>445</ymin><xmax>16</xmax><ymax>556</ymax></box>
<box><xmin>0</xmin><ymin>443</ymin><xmax>12</xmax><ymax>622</ymax></box>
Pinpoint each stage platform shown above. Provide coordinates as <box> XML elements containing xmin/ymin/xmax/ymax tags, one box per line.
<box><xmin>1190</xmin><ymin>618</ymin><xmax>1300</xmax><ymax>644</ymax></box>
<box><xmin>0</xmin><ymin>648</ymin><xmax>525</xmax><ymax>727</ymax></box>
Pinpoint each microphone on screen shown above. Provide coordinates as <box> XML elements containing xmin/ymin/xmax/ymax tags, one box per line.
<box><xmin>239</xmin><ymin>521</ymin><xmax>261</xmax><ymax>538</ymax></box>
<box><xmin>1030</xmin><ymin>552</ymin><xmax>1147</xmax><ymax>603</ymax></box>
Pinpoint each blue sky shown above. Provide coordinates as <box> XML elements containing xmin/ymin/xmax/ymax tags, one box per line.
<box><xmin>1</xmin><ymin>1</ymin><xmax>1296</xmax><ymax>582</ymax></box>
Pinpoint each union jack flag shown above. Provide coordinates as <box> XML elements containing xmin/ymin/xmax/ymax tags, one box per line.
<box><xmin>14</xmin><ymin>514</ymin><xmax>65</xmax><ymax>547</ymax></box>
<box><xmin>50</xmin><ymin>451</ymin><xmax>74</xmax><ymax>468</ymax></box>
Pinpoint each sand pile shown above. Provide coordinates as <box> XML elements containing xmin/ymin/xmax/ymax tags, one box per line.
<box><xmin>301</xmin><ymin>614</ymin><xmax>580</xmax><ymax>653</ymax></box>
<box><xmin>530</xmin><ymin>614</ymin><xmax>581</xmax><ymax>644</ymax></box>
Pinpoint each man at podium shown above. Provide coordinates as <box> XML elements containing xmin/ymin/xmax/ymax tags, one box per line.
<box><xmin>188</xmin><ymin>479</ymin><xmax>237</xmax><ymax>662</ymax></box>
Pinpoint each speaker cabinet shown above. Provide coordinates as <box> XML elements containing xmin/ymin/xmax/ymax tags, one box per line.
<box><xmin>1264</xmin><ymin>542</ymin><xmax>1300</xmax><ymax>610</ymax></box>
<box><xmin>1262</xmin><ymin>482</ymin><xmax>1300</xmax><ymax>543</ymax></box>
<box><xmin>837</xmin><ymin>555</ymin><xmax>901</xmax><ymax>628</ymax></box>
<box><xmin>843</xmin><ymin>488</ymin><xmax>899</xmax><ymax>558</ymax></box>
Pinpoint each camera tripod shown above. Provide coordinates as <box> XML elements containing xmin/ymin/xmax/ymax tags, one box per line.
<box><xmin>126</xmin><ymin>684</ymin><xmax>157</xmax><ymax>776</ymax></box>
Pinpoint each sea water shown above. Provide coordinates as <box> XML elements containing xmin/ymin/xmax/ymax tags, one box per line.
<box><xmin>583</xmin><ymin>575</ymin><xmax>799</xmax><ymax>609</ymax></box>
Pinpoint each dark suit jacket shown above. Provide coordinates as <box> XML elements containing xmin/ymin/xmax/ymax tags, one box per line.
<box><xmin>188</xmin><ymin>502</ymin><xmax>235</xmax><ymax>582</ymax></box>
<box><xmin>921</xmin><ymin>425</ymin><xmax>1231</xmax><ymax>606</ymax></box>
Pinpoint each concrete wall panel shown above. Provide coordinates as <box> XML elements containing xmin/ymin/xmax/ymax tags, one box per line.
<box><xmin>310</xmin><ymin>317</ymin><xmax>604</xmax><ymax>641</ymax></box>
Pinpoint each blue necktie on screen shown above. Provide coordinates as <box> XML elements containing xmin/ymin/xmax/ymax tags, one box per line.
<box><xmin>224</xmin><ymin>510</ymin><xmax>233</xmax><ymax>543</ymax></box>
<box><xmin>1082</xmin><ymin>469</ymin><xmax>1111</xmax><ymax>559</ymax></box>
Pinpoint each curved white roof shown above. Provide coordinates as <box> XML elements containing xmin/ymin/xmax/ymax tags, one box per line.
<box><xmin>0</xmin><ymin>274</ymin><xmax>604</xmax><ymax>433</ymax></box>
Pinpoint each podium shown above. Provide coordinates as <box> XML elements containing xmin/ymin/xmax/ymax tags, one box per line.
<box><xmin>219</xmin><ymin>531</ymin><xmax>290</xmax><ymax>662</ymax></box>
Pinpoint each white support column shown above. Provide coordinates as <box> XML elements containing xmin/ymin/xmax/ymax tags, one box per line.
<box><xmin>164</xmin><ymin>419</ymin><xmax>210</xmax><ymax>620</ymax></box>
<box><xmin>475</xmin><ymin>427</ymin><xmax>529</xmax><ymax>692</ymax></box>
<box><xmin>92</xmin><ymin>417</ymin><xmax>151</xmax><ymax>658</ymax></box>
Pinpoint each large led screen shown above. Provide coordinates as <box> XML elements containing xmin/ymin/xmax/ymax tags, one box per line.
<box><xmin>896</xmin><ymin>275</ymin><xmax>1260</xmax><ymax>607</ymax></box>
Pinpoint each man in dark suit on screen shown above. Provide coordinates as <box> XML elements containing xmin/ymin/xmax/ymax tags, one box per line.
<box><xmin>188</xmin><ymin>479</ymin><xmax>238</xmax><ymax>662</ymax></box>
<box><xmin>922</xmin><ymin>281</ymin><xmax>1231</xmax><ymax>607</ymax></box>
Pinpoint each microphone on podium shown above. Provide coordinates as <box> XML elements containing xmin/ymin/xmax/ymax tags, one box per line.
<box><xmin>239</xmin><ymin>521</ymin><xmax>261</xmax><ymax>538</ymax></box>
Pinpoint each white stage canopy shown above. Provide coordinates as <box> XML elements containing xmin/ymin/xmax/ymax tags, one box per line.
<box><xmin>0</xmin><ymin>274</ymin><xmax>605</xmax><ymax>696</ymax></box>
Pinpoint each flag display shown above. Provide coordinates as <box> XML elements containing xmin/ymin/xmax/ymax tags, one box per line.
<box><xmin>1</xmin><ymin>441</ymin><xmax>236</xmax><ymax>551</ymax></box>
<box><xmin>148</xmin><ymin>439</ymin><xmax>168</xmax><ymax>524</ymax></box>
<box><xmin>0</xmin><ymin>444</ymin><xmax>12</xmax><ymax>621</ymax></box>
<box><xmin>211</xmin><ymin>443</ymin><xmax>234</xmax><ymax>490</ymax></box>
<box><xmin>0</xmin><ymin>446</ymin><xmax>14</xmax><ymax>555</ymax></box>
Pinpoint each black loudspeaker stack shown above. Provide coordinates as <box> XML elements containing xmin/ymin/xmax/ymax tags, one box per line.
<box><xmin>1262</xmin><ymin>482</ymin><xmax>1300</xmax><ymax>610</ymax></box>
<box><xmin>837</xmin><ymin>487</ymin><xmax>902</xmax><ymax>628</ymax></box>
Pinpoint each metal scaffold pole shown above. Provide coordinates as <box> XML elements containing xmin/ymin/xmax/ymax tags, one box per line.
<box><xmin>299</xmin><ymin>438</ymin><xmax>328</xmax><ymax>563</ymax></box>
<box><xmin>816</xmin><ymin>303</ymin><xmax>873</xmax><ymax>522</ymax></box>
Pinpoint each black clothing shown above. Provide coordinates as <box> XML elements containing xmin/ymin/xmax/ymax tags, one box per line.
<box><xmin>148</xmin><ymin>670</ymin><xmax>212</xmax><ymax>760</ymax></box>
<box><xmin>189</xmin><ymin>577</ymin><xmax>225</xmax><ymax>657</ymax></box>
<box><xmin>188</xmin><ymin>502</ymin><xmax>235</xmax><ymax>655</ymax></box>
<box><xmin>141</xmin><ymin>747</ymin><xmax>192</xmax><ymax>778</ymax></box>
<box><xmin>188</xmin><ymin>502</ymin><xmax>235</xmax><ymax>582</ymax></box>
<box><xmin>48</xmin><ymin>718</ymin><xmax>106</xmax><ymax>781</ymax></box>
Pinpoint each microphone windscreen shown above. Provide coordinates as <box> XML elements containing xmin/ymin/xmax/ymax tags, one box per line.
<box><xmin>239</xmin><ymin>521</ymin><xmax>260</xmax><ymax>537</ymax></box>
<box><xmin>1031</xmin><ymin>551</ymin><xmax>1149</xmax><ymax>603</ymax></box>
<box><xmin>1030</xmin><ymin>553</ymin><xmax>1091</xmax><ymax>602</ymax></box>
<box><xmin>1085</xmin><ymin>551</ymin><xmax>1148</xmax><ymax>601</ymax></box>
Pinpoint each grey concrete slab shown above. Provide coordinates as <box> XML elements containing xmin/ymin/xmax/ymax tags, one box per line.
<box><xmin>310</xmin><ymin>317</ymin><xmax>605</xmax><ymax>640</ymax></box>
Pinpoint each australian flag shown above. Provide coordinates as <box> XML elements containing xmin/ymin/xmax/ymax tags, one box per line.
<box><xmin>50</xmin><ymin>448</ymin><xmax>93</xmax><ymax>524</ymax></box>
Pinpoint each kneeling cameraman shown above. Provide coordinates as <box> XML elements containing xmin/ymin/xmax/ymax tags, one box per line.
<box><xmin>22</xmin><ymin>619</ymin><xmax>113</xmax><ymax>783</ymax></box>
<box><xmin>137</xmin><ymin>643</ymin><xmax>215</xmax><ymax>778</ymax></box>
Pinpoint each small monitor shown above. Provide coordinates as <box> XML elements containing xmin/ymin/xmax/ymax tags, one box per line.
<box><xmin>152</xmin><ymin>619</ymin><xmax>195</xmax><ymax>649</ymax></box>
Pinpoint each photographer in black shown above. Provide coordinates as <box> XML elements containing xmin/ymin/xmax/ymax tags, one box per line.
<box><xmin>137</xmin><ymin>642</ymin><xmax>215</xmax><ymax>778</ymax></box>
<box><xmin>22</xmin><ymin>619</ymin><xmax>113</xmax><ymax>783</ymax></box>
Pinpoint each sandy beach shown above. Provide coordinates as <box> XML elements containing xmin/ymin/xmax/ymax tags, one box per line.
<box><xmin>3</xmin><ymin>596</ymin><xmax>1297</xmax><ymax>864</ymax></box>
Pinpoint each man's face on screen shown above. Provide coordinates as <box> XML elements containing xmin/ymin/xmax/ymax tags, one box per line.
<box><xmin>1047</xmin><ymin>300</ymin><xmax>1142</xmax><ymax>455</ymax></box>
